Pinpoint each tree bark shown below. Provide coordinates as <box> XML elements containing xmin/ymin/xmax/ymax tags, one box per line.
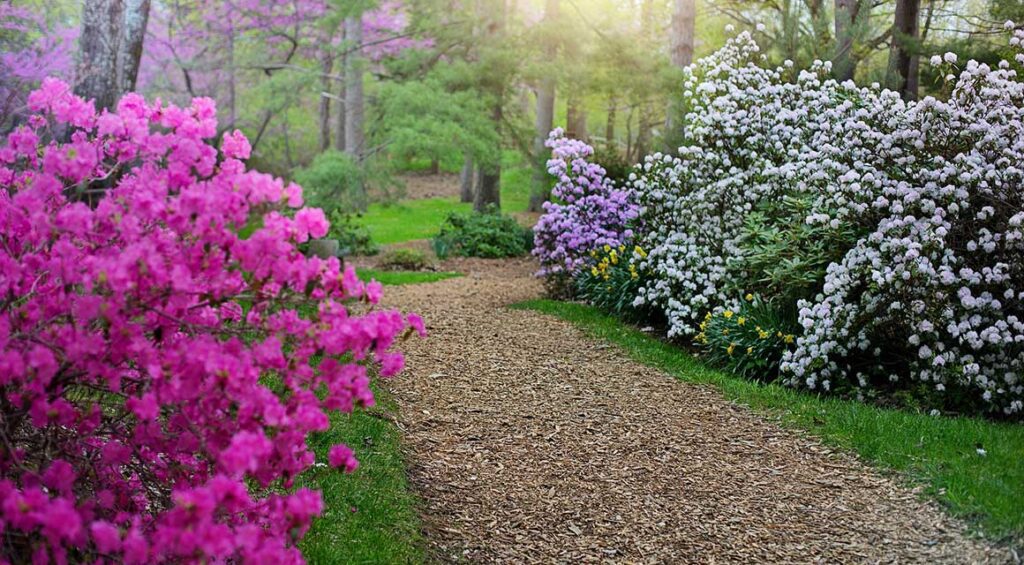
<box><xmin>566</xmin><ymin>96</ymin><xmax>587</xmax><ymax>141</ymax></box>
<box><xmin>76</xmin><ymin>0</ymin><xmax>124</xmax><ymax>111</ymax></box>
<box><xmin>318</xmin><ymin>48</ymin><xmax>334</xmax><ymax>152</ymax></box>
<box><xmin>474</xmin><ymin>0</ymin><xmax>505</xmax><ymax>212</ymax></box>
<box><xmin>885</xmin><ymin>0</ymin><xmax>921</xmax><ymax>100</ymax></box>
<box><xmin>334</xmin><ymin>26</ymin><xmax>347</xmax><ymax>152</ymax></box>
<box><xmin>669</xmin><ymin>0</ymin><xmax>695</xmax><ymax>69</ymax></box>
<box><xmin>527</xmin><ymin>0</ymin><xmax>558</xmax><ymax>213</ymax></box>
<box><xmin>833</xmin><ymin>0</ymin><xmax>861</xmax><ymax>81</ymax></box>
<box><xmin>605</xmin><ymin>97</ymin><xmax>616</xmax><ymax>148</ymax></box>
<box><xmin>344</xmin><ymin>16</ymin><xmax>365</xmax><ymax>160</ymax></box>
<box><xmin>459</xmin><ymin>156</ymin><xmax>475</xmax><ymax>203</ymax></box>
<box><xmin>118</xmin><ymin>0</ymin><xmax>151</xmax><ymax>94</ymax></box>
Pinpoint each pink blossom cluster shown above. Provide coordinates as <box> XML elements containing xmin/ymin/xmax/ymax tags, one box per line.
<box><xmin>0</xmin><ymin>79</ymin><xmax>424</xmax><ymax>562</ymax></box>
<box><xmin>532</xmin><ymin>129</ymin><xmax>638</xmax><ymax>281</ymax></box>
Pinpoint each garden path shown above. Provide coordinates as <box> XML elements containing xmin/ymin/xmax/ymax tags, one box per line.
<box><xmin>381</xmin><ymin>257</ymin><xmax>1009</xmax><ymax>563</ymax></box>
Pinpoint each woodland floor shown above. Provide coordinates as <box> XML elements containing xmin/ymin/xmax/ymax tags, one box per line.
<box><xmin>365</xmin><ymin>256</ymin><xmax>1013</xmax><ymax>563</ymax></box>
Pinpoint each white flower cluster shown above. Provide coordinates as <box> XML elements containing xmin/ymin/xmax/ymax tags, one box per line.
<box><xmin>630</xmin><ymin>29</ymin><xmax>1024</xmax><ymax>414</ymax></box>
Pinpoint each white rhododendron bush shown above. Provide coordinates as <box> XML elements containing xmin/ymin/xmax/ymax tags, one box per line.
<box><xmin>630</xmin><ymin>28</ymin><xmax>1024</xmax><ymax>415</ymax></box>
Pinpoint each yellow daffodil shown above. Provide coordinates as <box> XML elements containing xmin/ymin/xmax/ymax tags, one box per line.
<box><xmin>745</xmin><ymin>293</ymin><xmax>754</xmax><ymax>301</ymax></box>
<box><xmin>737</xmin><ymin>317</ymin><xmax>746</xmax><ymax>326</ymax></box>
<box><xmin>591</xmin><ymin>267</ymin><xmax>599</xmax><ymax>276</ymax></box>
<box><xmin>603</xmin><ymin>244</ymin><xmax>611</xmax><ymax>252</ymax></box>
<box><xmin>746</xmin><ymin>347</ymin><xmax>753</xmax><ymax>354</ymax></box>
<box><xmin>723</xmin><ymin>310</ymin><xmax>734</xmax><ymax>319</ymax></box>
<box><xmin>727</xmin><ymin>343</ymin><xmax>736</xmax><ymax>355</ymax></box>
<box><xmin>784</xmin><ymin>334</ymin><xmax>795</xmax><ymax>344</ymax></box>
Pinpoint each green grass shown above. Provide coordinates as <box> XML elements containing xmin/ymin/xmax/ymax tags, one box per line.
<box><xmin>300</xmin><ymin>386</ymin><xmax>424</xmax><ymax>563</ymax></box>
<box><xmin>357</xmin><ymin>268</ymin><xmax>462</xmax><ymax>286</ymax></box>
<box><xmin>513</xmin><ymin>299</ymin><xmax>1024</xmax><ymax>544</ymax></box>
<box><xmin>358</xmin><ymin>151</ymin><xmax>534</xmax><ymax>245</ymax></box>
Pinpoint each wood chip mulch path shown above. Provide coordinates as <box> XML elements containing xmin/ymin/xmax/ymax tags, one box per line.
<box><xmin>380</xmin><ymin>257</ymin><xmax>1011</xmax><ymax>563</ymax></box>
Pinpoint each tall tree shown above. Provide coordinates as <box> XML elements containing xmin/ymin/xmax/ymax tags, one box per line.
<box><xmin>460</xmin><ymin>156</ymin><xmax>475</xmax><ymax>203</ymax></box>
<box><xmin>474</xmin><ymin>0</ymin><xmax>506</xmax><ymax>212</ymax></box>
<box><xmin>670</xmin><ymin>0</ymin><xmax>696</xmax><ymax>70</ymax></box>
<box><xmin>119</xmin><ymin>0</ymin><xmax>151</xmax><ymax>94</ymax></box>
<box><xmin>344</xmin><ymin>15</ymin><xmax>366</xmax><ymax>159</ymax></box>
<box><xmin>886</xmin><ymin>0</ymin><xmax>921</xmax><ymax>99</ymax></box>
<box><xmin>76</xmin><ymin>0</ymin><xmax>124</xmax><ymax>111</ymax></box>
<box><xmin>833</xmin><ymin>0</ymin><xmax>867</xmax><ymax>81</ymax></box>
<box><xmin>528</xmin><ymin>0</ymin><xmax>559</xmax><ymax>213</ymax></box>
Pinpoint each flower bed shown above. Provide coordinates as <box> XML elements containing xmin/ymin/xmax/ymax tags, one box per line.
<box><xmin>0</xmin><ymin>80</ymin><xmax>422</xmax><ymax>562</ymax></box>
<box><xmin>537</xmin><ymin>26</ymin><xmax>1024</xmax><ymax>417</ymax></box>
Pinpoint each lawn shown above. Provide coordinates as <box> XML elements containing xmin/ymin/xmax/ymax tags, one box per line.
<box><xmin>357</xmin><ymin>268</ymin><xmax>462</xmax><ymax>286</ymax></box>
<box><xmin>514</xmin><ymin>299</ymin><xmax>1024</xmax><ymax>543</ymax></box>
<box><xmin>299</xmin><ymin>386</ymin><xmax>424</xmax><ymax>563</ymax></box>
<box><xmin>357</xmin><ymin>151</ymin><xmax>533</xmax><ymax>245</ymax></box>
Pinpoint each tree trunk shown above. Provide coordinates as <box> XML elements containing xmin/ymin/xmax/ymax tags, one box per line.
<box><xmin>474</xmin><ymin>158</ymin><xmax>501</xmax><ymax>212</ymax></box>
<box><xmin>76</xmin><ymin>0</ymin><xmax>124</xmax><ymax>111</ymax></box>
<box><xmin>318</xmin><ymin>48</ymin><xmax>334</xmax><ymax>152</ymax></box>
<box><xmin>566</xmin><ymin>96</ymin><xmax>587</xmax><ymax>141</ymax></box>
<box><xmin>605</xmin><ymin>97</ymin><xmax>616</xmax><ymax>148</ymax></box>
<box><xmin>334</xmin><ymin>27</ymin><xmax>347</xmax><ymax>152</ymax></box>
<box><xmin>833</xmin><ymin>0</ymin><xmax>860</xmax><ymax>81</ymax></box>
<box><xmin>344</xmin><ymin>15</ymin><xmax>365</xmax><ymax>160</ymax></box>
<box><xmin>474</xmin><ymin>0</ymin><xmax>504</xmax><ymax>212</ymax></box>
<box><xmin>886</xmin><ymin>0</ymin><xmax>921</xmax><ymax>100</ymax></box>
<box><xmin>527</xmin><ymin>0</ymin><xmax>558</xmax><ymax>213</ymax></box>
<box><xmin>669</xmin><ymin>0</ymin><xmax>695</xmax><ymax>69</ymax></box>
<box><xmin>460</xmin><ymin>156</ymin><xmax>475</xmax><ymax>203</ymax></box>
<box><xmin>118</xmin><ymin>0</ymin><xmax>150</xmax><ymax>94</ymax></box>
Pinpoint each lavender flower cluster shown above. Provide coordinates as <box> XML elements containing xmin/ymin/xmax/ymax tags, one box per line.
<box><xmin>631</xmin><ymin>28</ymin><xmax>1024</xmax><ymax>415</ymax></box>
<box><xmin>532</xmin><ymin>129</ymin><xmax>638</xmax><ymax>281</ymax></box>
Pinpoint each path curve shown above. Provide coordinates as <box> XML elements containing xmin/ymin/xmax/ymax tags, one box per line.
<box><xmin>382</xmin><ymin>258</ymin><xmax>1009</xmax><ymax>563</ymax></box>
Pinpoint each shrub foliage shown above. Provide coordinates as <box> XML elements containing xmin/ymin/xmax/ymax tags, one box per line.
<box><xmin>0</xmin><ymin>80</ymin><xmax>423</xmax><ymax>562</ymax></box>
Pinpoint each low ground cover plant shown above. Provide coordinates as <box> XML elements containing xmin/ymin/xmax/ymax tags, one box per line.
<box><xmin>0</xmin><ymin>80</ymin><xmax>423</xmax><ymax>562</ymax></box>
<box><xmin>432</xmin><ymin>207</ymin><xmax>531</xmax><ymax>259</ymax></box>
<box><xmin>536</xmin><ymin>26</ymin><xmax>1024</xmax><ymax>418</ymax></box>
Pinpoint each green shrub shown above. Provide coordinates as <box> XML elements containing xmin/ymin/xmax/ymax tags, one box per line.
<box><xmin>327</xmin><ymin>210</ymin><xmax>379</xmax><ymax>257</ymax></box>
<box><xmin>431</xmin><ymin>208</ymin><xmax>530</xmax><ymax>259</ymax></box>
<box><xmin>698</xmin><ymin>295</ymin><xmax>800</xmax><ymax>381</ymax></box>
<box><xmin>377</xmin><ymin>248</ymin><xmax>431</xmax><ymax>271</ymax></box>
<box><xmin>574</xmin><ymin>244</ymin><xmax>652</xmax><ymax>320</ymax></box>
<box><xmin>294</xmin><ymin>150</ymin><xmax>368</xmax><ymax>213</ymax></box>
<box><xmin>590</xmin><ymin>145</ymin><xmax>632</xmax><ymax>187</ymax></box>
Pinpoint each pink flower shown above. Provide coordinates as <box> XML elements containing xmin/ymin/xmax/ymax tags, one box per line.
<box><xmin>221</xmin><ymin>129</ymin><xmax>251</xmax><ymax>160</ymax></box>
<box><xmin>328</xmin><ymin>444</ymin><xmax>359</xmax><ymax>473</ymax></box>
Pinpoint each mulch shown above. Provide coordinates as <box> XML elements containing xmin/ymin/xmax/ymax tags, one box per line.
<box><xmin>380</xmin><ymin>257</ymin><xmax>1012</xmax><ymax>563</ymax></box>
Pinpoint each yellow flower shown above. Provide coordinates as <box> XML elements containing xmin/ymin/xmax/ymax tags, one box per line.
<box><xmin>700</xmin><ymin>321</ymin><xmax>708</xmax><ymax>331</ymax></box>
<box><xmin>745</xmin><ymin>293</ymin><xmax>754</xmax><ymax>301</ymax></box>
<box><xmin>590</xmin><ymin>250</ymin><xmax>597</xmax><ymax>257</ymax></box>
<box><xmin>777</xmin><ymin>331</ymin><xmax>784</xmax><ymax>337</ymax></box>
<box><xmin>727</xmin><ymin>343</ymin><xmax>736</xmax><ymax>355</ymax></box>
<box><xmin>619</xmin><ymin>245</ymin><xmax>626</xmax><ymax>252</ymax></box>
<box><xmin>723</xmin><ymin>310</ymin><xmax>734</xmax><ymax>319</ymax></box>
<box><xmin>631</xmin><ymin>272</ymin><xmax>638</xmax><ymax>279</ymax></box>
<box><xmin>737</xmin><ymin>317</ymin><xmax>746</xmax><ymax>326</ymax></box>
<box><xmin>704</xmin><ymin>312</ymin><xmax>713</xmax><ymax>321</ymax></box>
<box><xmin>696</xmin><ymin>332</ymin><xmax>707</xmax><ymax>343</ymax></box>
<box><xmin>591</xmin><ymin>267</ymin><xmax>599</xmax><ymax>276</ymax></box>
<box><xmin>758</xmin><ymin>329</ymin><xmax>770</xmax><ymax>339</ymax></box>
<box><xmin>603</xmin><ymin>244</ymin><xmax>611</xmax><ymax>252</ymax></box>
<box><xmin>784</xmin><ymin>334</ymin><xmax>795</xmax><ymax>344</ymax></box>
<box><xmin>723</xmin><ymin>329</ymin><xmax>730</xmax><ymax>335</ymax></box>
<box><xmin>746</xmin><ymin>347</ymin><xmax>753</xmax><ymax>354</ymax></box>
<box><xmin>634</xmin><ymin>245</ymin><xmax>647</xmax><ymax>258</ymax></box>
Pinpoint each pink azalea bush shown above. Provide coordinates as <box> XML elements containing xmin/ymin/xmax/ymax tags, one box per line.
<box><xmin>0</xmin><ymin>79</ymin><xmax>424</xmax><ymax>562</ymax></box>
<box><xmin>532</xmin><ymin>129</ymin><xmax>638</xmax><ymax>284</ymax></box>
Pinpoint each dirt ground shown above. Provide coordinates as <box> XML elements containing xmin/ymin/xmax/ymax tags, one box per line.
<box><xmin>378</xmin><ymin>258</ymin><xmax>1011</xmax><ymax>563</ymax></box>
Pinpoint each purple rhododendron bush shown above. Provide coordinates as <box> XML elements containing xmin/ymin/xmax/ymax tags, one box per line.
<box><xmin>0</xmin><ymin>79</ymin><xmax>424</xmax><ymax>563</ymax></box>
<box><xmin>531</xmin><ymin>129</ymin><xmax>638</xmax><ymax>289</ymax></box>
